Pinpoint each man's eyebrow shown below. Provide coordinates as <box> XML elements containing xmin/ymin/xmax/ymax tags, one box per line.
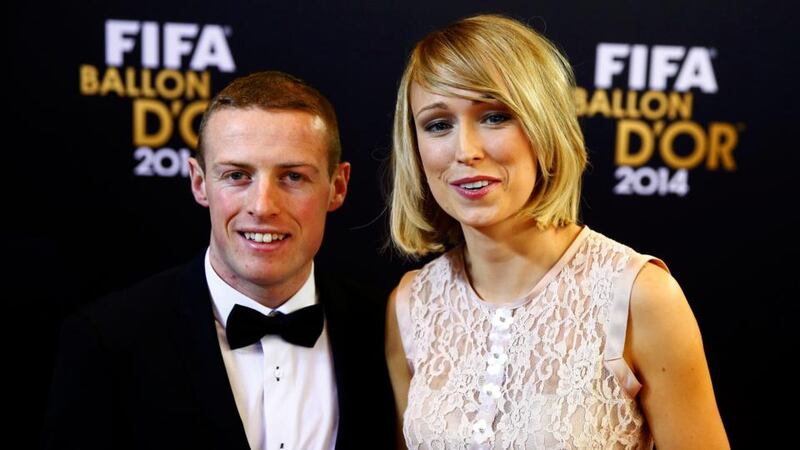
<box><xmin>212</xmin><ymin>161</ymin><xmax>321</xmax><ymax>174</ymax></box>
<box><xmin>277</xmin><ymin>161</ymin><xmax>317</xmax><ymax>168</ymax></box>
<box><xmin>212</xmin><ymin>161</ymin><xmax>255</xmax><ymax>171</ymax></box>
<box><xmin>277</xmin><ymin>162</ymin><xmax>320</xmax><ymax>174</ymax></box>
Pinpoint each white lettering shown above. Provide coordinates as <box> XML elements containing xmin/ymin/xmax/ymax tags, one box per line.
<box><xmin>104</xmin><ymin>19</ymin><xmax>235</xmax><ymax>71</ymax></box>
<box><xmin>649</xmin><ymin>46</ymin><xmax>685</xmax><ymax>91</ymax></box>
<box><xmin>595</xmin><ymin>43</ymin><xmax>629</xmax><ymax>89</ymax></box>
<box><xmin>105</xmin><ymin>20</ymin><xmax>139</xmax><ymax>66</ymax></box>
<box><xmin>595</xmin><ymin>43</ymin><xmax>717</xmax><ymax>93</ymax></box>
<box><xmin>674</xmin><ymin>47</ymin><xmax>718</xmax><ymax>93</ymax></box>
<box><xmin>164</xmin><ymin>23</ymin><xmax>198</xmax><ymax>70</ymax></box>
<box><xmin>141</xmin><ymin>22</ymin><xmax>159</xmax><ymax>69</ymax></box>
<box><xmin>190</xmin><ymin>25</ymin><xmax>236</xmax><ymax>72</ymax></box>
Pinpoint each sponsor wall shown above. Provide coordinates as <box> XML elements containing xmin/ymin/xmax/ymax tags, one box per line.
<box><xmin>10</xmin><ymin>0</ymin><xmax>795</xmax><ymax>446</ymax></box>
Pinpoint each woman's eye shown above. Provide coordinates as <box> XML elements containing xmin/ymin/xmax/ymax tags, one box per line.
<box><xmin>484</xmin><ymin>113</ymin><xmax>511</xmax><ymax>125</ymax></box>
<box><xmin>424</xmin><ymin>121</ymin><xmax>452</xmax><ymax>133</ymax></box>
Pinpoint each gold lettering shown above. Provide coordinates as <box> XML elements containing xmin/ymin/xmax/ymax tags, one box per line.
<box><xmin>707</xmin><ymin>122</ymin><xmax>738</xmax><ymax>171</ymax></box>
<box><xmin>660</xmin><ymin>121</ymin><xmax>706</xmax><ymax>169</ymax></box>
<box><xmin>186</xmin><ymin>71</ymin><xmax>211</xmax><ymax>100</ymax></box>
<box><xmin>587</xmin><ymin>89</ymin><xmax>611</xmax><ymax>118</ymax></box>
<box><xmin>155</xmin><ymin>70</ymin><xmax>185</xmax><ymax>100</ymax></box>
<box><xmin>79</xmin><ymin>65</ymin><xmax>99</xmax><ymax>95</ymax></box>
<box><xmin>133</xmin><ymin>99</ymin><xmax>172</xmax><ymax>147</ymax></box>
<box><xmin>99</xmin><ymin>67</ymin><xmax>125</xmax><ymax>96</ymax></box>
<box><xmin>616</xmin><ymin>120</ymin><xmax>654</xmax><ymax>166</ymax></box>
<box><xmin>640</xmin><ymin>91</ymin><xmax>668</xmax><ymax>120</ymax></box>
<box><xmin>179</xmin><ymin>100</ymin><xmax>209</xmax><ymax>148</ymax></box>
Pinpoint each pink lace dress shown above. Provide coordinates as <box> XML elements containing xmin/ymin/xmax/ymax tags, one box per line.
<box><xmin>395</xmin><ymin>227</ymin><xmax>666</xmax><ymax>449</ymax></box>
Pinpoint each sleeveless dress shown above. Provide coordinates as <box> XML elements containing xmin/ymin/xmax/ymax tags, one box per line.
<box><xmin>395</xmin><ymin>226</ymin><xmax>667</xmax><ymax>449</ymax></box>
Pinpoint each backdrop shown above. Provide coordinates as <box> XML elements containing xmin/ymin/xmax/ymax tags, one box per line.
<box><xmin>9</xmin><ymin>1</ymin><xmax>796</xmax><ymax>446</ymax></box>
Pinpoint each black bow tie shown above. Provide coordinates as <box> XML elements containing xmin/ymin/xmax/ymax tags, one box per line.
<box><xmin>226</xmin><ymin>303</ymin><xmax>324</xmax><ymax>350</ymax></box>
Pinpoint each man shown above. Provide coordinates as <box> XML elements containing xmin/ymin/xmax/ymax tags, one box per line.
<box><xmin>43</xmin><ymin>71</ymin><xmax>395</xmax><ymax>449</ymax></box>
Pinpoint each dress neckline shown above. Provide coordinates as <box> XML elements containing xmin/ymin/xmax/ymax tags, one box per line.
<box><xmin>458</xmin><ymin>225</ymin><xmax>591</xmax><ymax>309</ymax></box>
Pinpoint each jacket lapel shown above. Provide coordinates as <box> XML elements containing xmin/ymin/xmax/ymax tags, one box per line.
<box><xmin>315</xmin><ymin>267</ymin><xmax>397</xmax><ymax>448</ymax></box>
<box><xmin>174</xmin><ymin>254</ymin><xmax>251</xmax><ymax>450</ymax></box>
<box><xmin>315</xmin><ymin>267</ymin><xmax>352</xmax><ymax>448</ymax></box>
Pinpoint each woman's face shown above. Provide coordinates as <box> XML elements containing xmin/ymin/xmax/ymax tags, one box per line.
<box><xmin>410</xmin><ymin>83</ymin><xmax>537</xmax><ymax>232</ymax></box>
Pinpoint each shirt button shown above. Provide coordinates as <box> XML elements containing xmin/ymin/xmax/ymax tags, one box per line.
<box><xmin>274</xmin><ymin>366</ymin><xmax>284</xmax><ymax>381</ymax></box>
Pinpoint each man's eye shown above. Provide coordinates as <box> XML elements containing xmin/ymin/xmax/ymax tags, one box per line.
<box><xmin>286</xmin><ymin>172</ymin><xmax>304</xmax><ymax>182</ymax></box>
<box><xmin>225</xmin><ymin>171</ymin><xmax>248</xmax><ymax>181</ymax></box>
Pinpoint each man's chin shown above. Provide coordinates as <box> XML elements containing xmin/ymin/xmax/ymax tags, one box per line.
<box><xmin>241</xmin><ymin>264</ymin><xmax>310</xmax><ymax>289</ymax></box>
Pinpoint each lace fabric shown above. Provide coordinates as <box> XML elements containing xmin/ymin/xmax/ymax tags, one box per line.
<box><xmin>398</xmin><ymin>227</ymin><xmax>658</xmax><ymax>449</ymax></box>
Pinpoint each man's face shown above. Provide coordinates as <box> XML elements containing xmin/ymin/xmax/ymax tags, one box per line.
<box><xmin>189</xmin><ymin>108</ymin><xmax>349</xmax><ymax>303</ymax></box>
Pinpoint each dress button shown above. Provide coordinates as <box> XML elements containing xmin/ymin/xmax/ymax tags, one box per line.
<box><xmin>472</xmin><ymin>418</ymin><xmax>493</xmax><ymax>444</ymax></box>
<box><xmin>481</xmin><ymin>382</ymin><xmax>502</xmax><ymax>399</ymax></box>
<box><xmin>491</xmin><ymin>308</ymin><xmax>513</xmax><ymax>330</ymax></box>
<box><xmin>488</xmin><ymin>344</ymin><xmax>508</xmax><ymax>365</ymax></box>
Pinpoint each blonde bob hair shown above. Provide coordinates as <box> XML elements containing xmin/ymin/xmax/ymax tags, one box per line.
<box><xmin>389</xmin><ymin>14</ymin><xmax>588</xmax><ymax>257</ymax></box>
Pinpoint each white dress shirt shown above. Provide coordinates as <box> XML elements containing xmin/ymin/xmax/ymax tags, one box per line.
<box><xmin>205</xmin><ymin>250</ymin><xmax>338</xmax><ymax>450</ymax></box>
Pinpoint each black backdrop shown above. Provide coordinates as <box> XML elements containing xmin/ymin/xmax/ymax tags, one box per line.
<box><xmin>9</xmin><ymin>1</ymin><xmax>796</xmax><ymax>447</ymax></box>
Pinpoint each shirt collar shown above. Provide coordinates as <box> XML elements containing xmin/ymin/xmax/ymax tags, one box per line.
<box><xmin>204</xmin><ymin>248</ymin><xmax>317</xmax><ymax>329</ymax></box>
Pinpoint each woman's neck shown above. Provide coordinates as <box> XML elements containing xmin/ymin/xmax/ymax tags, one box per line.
<box><xmin>461</xmin><ymin>220</ymin><xmax>583</xmax><ymax>304</ymax></box>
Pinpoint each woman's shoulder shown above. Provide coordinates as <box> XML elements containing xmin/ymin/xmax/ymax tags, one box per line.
<box><xmin>626</xmin><ymin>258</ymin><xmax>702</xmax><ymax>382</ymax></box>
<box><xmin>581</xmin><ymin>226</ymin><xmax>633</xmax><ymax>256</ymax></box>
<box><xmin>630</xmin><ymin>263</ymin><xmax>684</xmax><ymax>329</ymax></box>
<box><xmin>390</xmin><ymin>247</ymin><xmax>461</xmax><ymax>305</ymax></box>
<box><xmin>581</xmin><ymin>227</ymin><xmax>670</xmax><ymax>273</ymax></box>
<box><xmin>412</xmin><ymin>247</ymin><xmax>463</xmax><ymax>281</ymax></box>
<box><xmin>392</xmin><ymin>269</ymin><xmax>421</xmax><ymax>305</ymax></box>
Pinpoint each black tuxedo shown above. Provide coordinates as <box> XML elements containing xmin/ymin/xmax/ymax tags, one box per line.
<box><xmin>42</xmin><ymin>254</ymin><xmax>396</xmax><ymax>449</ymax></box>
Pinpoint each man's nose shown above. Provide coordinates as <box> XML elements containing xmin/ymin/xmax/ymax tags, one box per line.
<box><xmin>247</xmin><ymin>177</ymin><xmax>282</xmax><ymax>218</ymax></box>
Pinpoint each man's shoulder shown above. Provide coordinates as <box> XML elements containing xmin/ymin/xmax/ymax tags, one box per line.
<box><xmin>70</xmin><ymin>256</ymin><xmax>204</xmax><ymax>333</ymax></box>
<box><xmin>315</xmin><ymin>263</ymin><xmax>392</xmax><ymax>308</ymax></box>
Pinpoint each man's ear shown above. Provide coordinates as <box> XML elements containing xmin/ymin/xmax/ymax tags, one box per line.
<box><xmin>188</xmin><ymin>157</ymin><xmax>209</xmax><ymax>207</ymax></box>
<box><xmin>327</xmin><ymin>162</ymin><xmax>351</xmax><ymax>212</ymax></box>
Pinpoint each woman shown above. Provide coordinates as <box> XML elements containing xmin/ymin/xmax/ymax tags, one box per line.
<box><xmin>385</xmin><ymin>14</ymin><xmax>729</xmax><ymax>450</ymax></box>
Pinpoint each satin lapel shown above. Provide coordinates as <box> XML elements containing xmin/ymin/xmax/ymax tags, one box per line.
<box><xmin>315</xmin><ymin>266</ymin><xmax>350</xmax><ymax>447</ymax></box>
<box><xmin>174</xmin><ymin>254</ymin><xmax>250</xmax><ymax>450</ymax></box>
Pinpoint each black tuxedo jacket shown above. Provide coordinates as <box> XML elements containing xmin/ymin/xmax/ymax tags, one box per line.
<box><xmin>42</xmin><ymin>255</ymin><xmax>396</xmax><ymax>449</ymax></box>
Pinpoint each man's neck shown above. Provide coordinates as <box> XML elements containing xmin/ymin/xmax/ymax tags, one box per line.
<box><xmin>208</xmin><ymin>255</ymin><xmax>314</xmax><ymax>309</ymax></box>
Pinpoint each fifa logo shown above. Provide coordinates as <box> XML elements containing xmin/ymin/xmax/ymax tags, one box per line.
<box><xmin>105</xmin><ymin>19</ymin><xmax>235</xmax><ymax>72</ymax></box>
<box><xmin>576</xmin><ymin>43</ymin><xmax>741</xmax><ymax>196</ymax></box>
<box><xmin>594</xmin><ymin>43</ymin><xmax>717</xmax><ymax>93</ymax></box>
<box><xmin>79</xmin><ymin>19</ymin><xmax>238</xmax><ymax>178</ymax></box>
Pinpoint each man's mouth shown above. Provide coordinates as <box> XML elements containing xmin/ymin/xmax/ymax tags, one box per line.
<box><xmin>242</xmin><ymin>232</ymin><xmax>288</xmax><ymax>243</ymax></box>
